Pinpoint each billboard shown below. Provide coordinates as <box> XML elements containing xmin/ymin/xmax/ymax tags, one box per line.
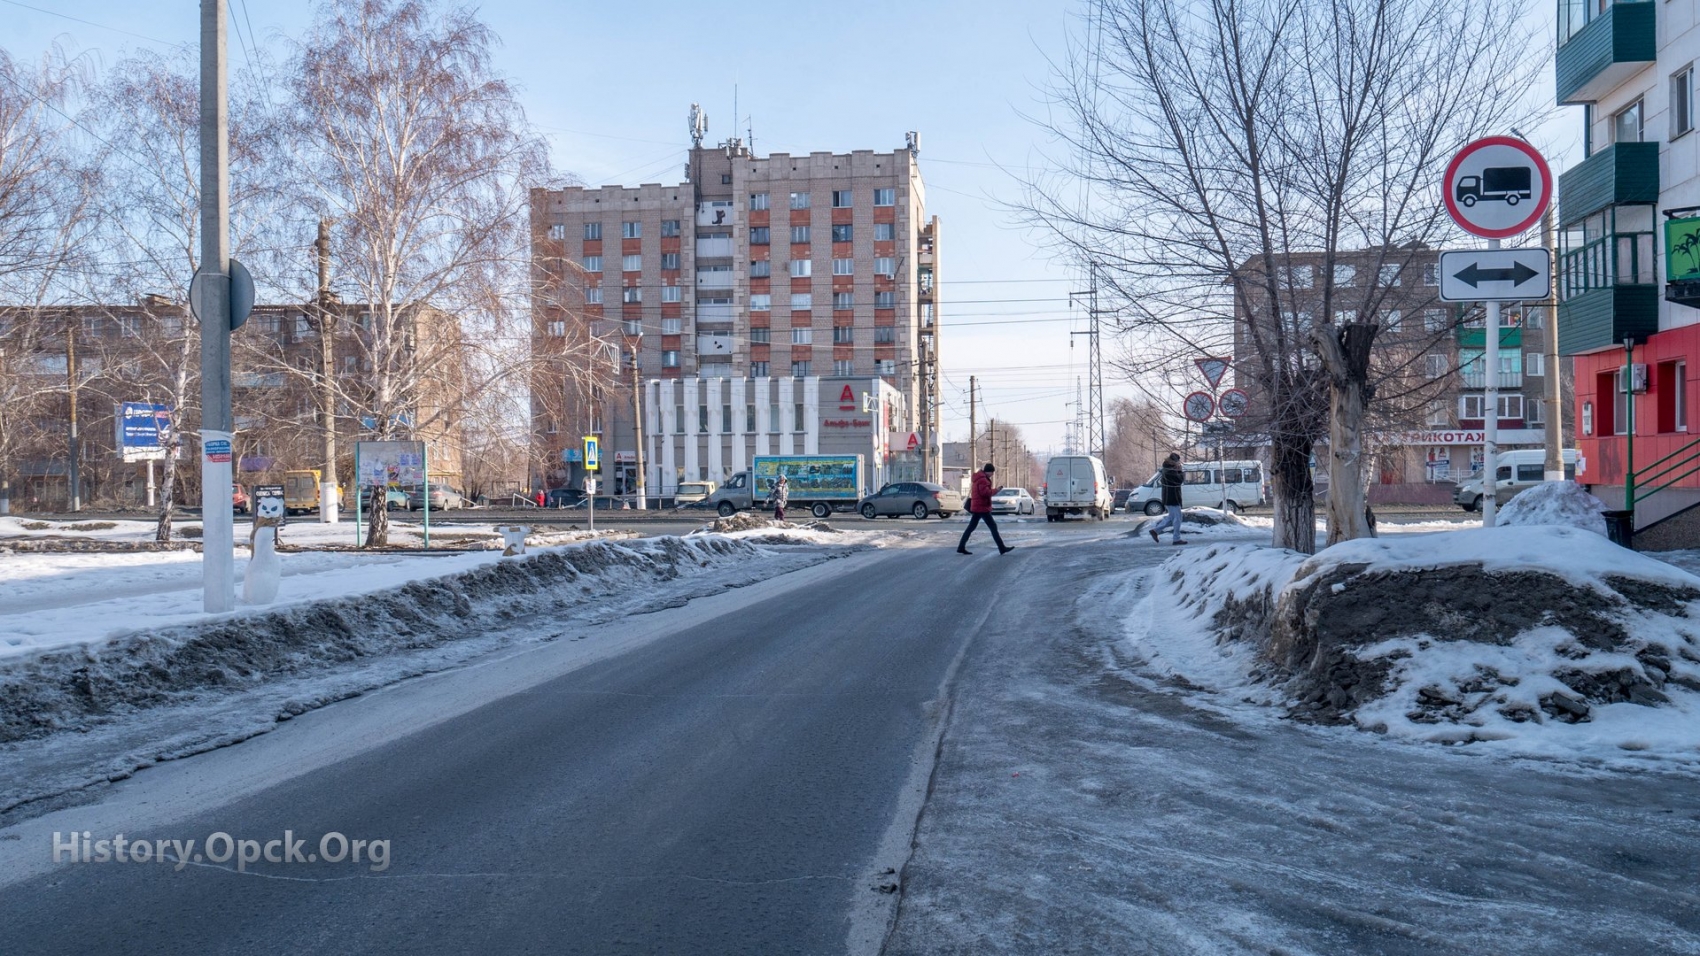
<box><xmin>751</xmin><ymin>455</ymin><xmax>861</xmax><ymax>497</ymax></box>
<box><xmin>116</xmin><ymin>402</ymin><xmax>172</xmax><ymax>462</ymax></box>
<box><xmin>354</xmin><ymin>440</ymin><xmax>426</xmax><ymax>488</ymax></box>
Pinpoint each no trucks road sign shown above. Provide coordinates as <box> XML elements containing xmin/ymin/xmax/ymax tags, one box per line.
<box><xmin>1443</xmin><ymin>137</ymin><xmax>1552</xmax><ymax>239</ymax></box>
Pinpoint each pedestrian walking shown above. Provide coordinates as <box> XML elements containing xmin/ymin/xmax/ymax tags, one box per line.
<box><xmin>769</xmin><ymin>474</ymin><xmax>789</xmax><ymax>521</ymax></box>
<box><xmin>534</xmin><ymin>488</ymin><xmax>546</xmax><ymax>508</ymax></box>
<box><xmin>957</xmin><ymin>463</ymin><xmax>1013</xmax><ymax>556</ymax></box>
<box><xmin>1148</xmin><ymin>453</ymin><xmax>1189</xmax><ymax>545</ymax></box>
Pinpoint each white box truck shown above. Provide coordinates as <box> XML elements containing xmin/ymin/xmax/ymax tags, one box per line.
<box><xmin>1043</xmin><ymin>455</ymin><xmax>1113</xmax><ymax>521</ymax></box>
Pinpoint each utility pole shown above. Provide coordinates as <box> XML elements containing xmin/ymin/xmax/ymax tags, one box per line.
<box><xmin>198</xmin><ymin>0</ymin><xmax>235</xmax><ymax>613</ymax></box>
<box><xmin>1482</xmin><ymin>236</ymin><xmax>1502</xmax><ymax>527</ymax></box>
<box><xmin>316</xmin><ymin>220</ymin><xmax>339</xmax><ymax>523</ymax></box>
<box><xmin>988</xmin><ymin>418</ymin><xmax>997</xmax><ymax>476</ymax></box>
<box><xmin>968</xmin><ymin>375</ymin><xmax>977</xmax><ymax>469</ymax></box>
<box><xmin>1541</xmin><ymin>205</ymin><xmax>1563</xmax><ymax>481</ymax></box>
<box><xmin>65</xmin><ymin>315</ymin><xmax>79</xmax><ymax>512</ymax></box>
<box><xmin>1070</xmin><ymin>263</ymin><xmax>1106</xmax><ymax>459</ymax></box>
<box><xmin>631</xmin><ymin>346</ymin><xmax>647</xmax><ymax>509</ymax></box>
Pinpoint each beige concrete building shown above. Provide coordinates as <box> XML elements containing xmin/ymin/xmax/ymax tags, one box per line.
<box><xmin>529</xmin><ymin>130</ymin><xmax>941</xmax><ymax>495</ymax></box>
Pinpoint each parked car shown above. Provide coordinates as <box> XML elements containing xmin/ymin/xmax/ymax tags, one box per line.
<box><xmin>232</xmin><ymin>486</ymin><xmax>250</xmax><ymax>514</ymax></box>
<box><xmin>674</xmin><ymin>481</ymin><xmax>717</xmax><ymax>507</ymax></box>
<box><xmin>1111</xmin><ymin>488</ymin><xmax>1135</xmax><ymax>512</ymax></box>
<box><xmin>406</xmin><ymin>483</ymin><xmax>465</xmax><ymax>511</ymax></box>
<box><xmin>858</xmin><ymin>481</ymin><xmax>964</xmax><ymax>519</ymax></box>
<box><xmin>1454</xmin><ymin>449</ymin><xmax>1578</xmax><ymax>511</ymax></box>
<box><xmin>1127</xmin><ymin>459</ymin><xmax>1266</xmax><ymax>515</ymax></box>
<box><xmin>383</xmin><ymin>487</ymin><xmax>410</xmax><ymax>510</ymax></box>
<box><xmin>990</xmin><ymin>488</ymin><xmax>1036</xmax><ymax>515</ymax></box>
<box><xmin>543</xmin><ymin>487</ymin><xmax>585</xmax><ymax>508</ymax></box>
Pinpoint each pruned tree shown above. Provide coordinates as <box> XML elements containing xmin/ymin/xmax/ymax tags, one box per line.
<box><xmin>1103</xmin><ymin>397</ymin><xmax>1173</xmax><ymax>490</ymax></box>
<box><xmin>279</xmin><ymin>0</ymin><xmax>552</xmax><ymax>547</ymax></box>
<box><xmin>1024</xmin><ymin>0</ymin><xmax>1540</xmax><ymax>552</ymax></box>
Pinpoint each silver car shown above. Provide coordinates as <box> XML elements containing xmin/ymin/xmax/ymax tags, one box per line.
<box><xmin>858</xmin><ymin>482</ymin><xmax>965</xmax><ymax>519</ymax></box>
<box><xmin>990</xmin><ymin>488</ymin><xmax>1035</xmax><ymax>515</ymax></box>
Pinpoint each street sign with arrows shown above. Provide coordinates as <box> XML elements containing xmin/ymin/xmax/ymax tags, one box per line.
<box><xmin>1438</xmin><ymin>248</ymin><xmax>1551</xmax><ymax>302</ymax></box>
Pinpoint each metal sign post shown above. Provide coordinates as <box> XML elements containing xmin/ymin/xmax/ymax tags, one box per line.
<box><xmin>584</xmin><ymin>435</ymin><xmax>600</xmax><ymax>532</ymax></box>
<box><xmin>1442</xmin><ymin>136</ymin><xmax>1553</xmax><ymax>527</ymax></box>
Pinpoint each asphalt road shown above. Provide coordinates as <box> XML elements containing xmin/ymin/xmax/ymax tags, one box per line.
<box><xmin>0</xmin><ymin>524</ymin><xmax>1110</xmax><ymax>955</ymax></box>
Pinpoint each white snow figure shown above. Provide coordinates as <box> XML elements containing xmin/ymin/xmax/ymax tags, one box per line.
<box><xmin>243</xmin><ymin>497</ymin><xmax>285</xmax><ymax>604</ymax></box>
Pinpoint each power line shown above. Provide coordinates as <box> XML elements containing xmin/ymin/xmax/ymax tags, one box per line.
<box><xmin>0</xmin><ymin>0</ymin><xmax>182</xmax><ymax>46</ymax></box>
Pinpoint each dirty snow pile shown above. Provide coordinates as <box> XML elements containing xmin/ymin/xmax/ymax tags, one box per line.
<box><xmin>1130</xmin><ymin>525</ymin><xmax>1700</xmax><ymax>762</ymax></box>
<box><xmin>1130</xmin><ymin>507</ymin><xmax>1256</xmax><ymax>539</ymax></box>
<box><xmin>694</xmin><ymin>513</ymin><xmax>849</xmax><ymax>545</ymax></box>
<box><xmin>1496</xmin><ymin>480</ymin><xmax>1609</xmax><ymax>536</ymax></box>
<box><xmin>0</xmin><ymin>536</ymin><xmax>763</xmax><ymax>745</ymax></box>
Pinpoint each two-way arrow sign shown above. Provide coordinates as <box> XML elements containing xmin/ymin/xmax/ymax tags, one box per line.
<box><xmin>1438</xmin><ymin>248</ymin><xmax>1551</xmax><ymax>303</ymax></box>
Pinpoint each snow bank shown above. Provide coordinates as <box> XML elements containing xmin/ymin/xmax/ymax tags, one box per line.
<box><xmin>1496</xmin><ymin>481</ymin><xmax>1609</xmax><ymax>536</ymax></box>
<box><xmin>1130</xmin><ymin>526</ymin><xmax>1700</xmax><ymax>762</ymax></box>
<box><xmin>0</xmin><ymin>536</ymin><xmax>764</xmax><ymax>744</ymax></box>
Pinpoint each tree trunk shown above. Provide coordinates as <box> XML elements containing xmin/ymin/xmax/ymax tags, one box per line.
<box><xmin>153</xmin><ymin>445</ymin><xmax>179</xmax><ymax>543</ymax></box>
<box><xmin>363</xmin><ymin>484</ymin><xmax>389</xmax><ymax>548</ymax></box>
<box><xmin>1325</xmin><ymin>377</ymin><xmax>1369</xmax><ymax>546</ymax></box>
<box><xmin>1270</xmin><ymin>431</ymin><xmax>1316</xmax><ymax>554</ymax></box>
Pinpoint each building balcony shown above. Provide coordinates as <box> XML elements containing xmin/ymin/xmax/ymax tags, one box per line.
<box><xmin>695</xmin><ymin>270</ymin><xmax>734</xmax><ymax>291</ymax></box>
<box><xmin>1559</xmin><ymin>284</ymin><xmax>1660</xmax><ymax>354</ymax></box>
<box><xmin>1558</xmin><ymin>142</ymin><xmax>1659</xmax><ymax>224</ymax></box>
<box><xmin>1460</xmin><ymin>369</ymin><xmax>1524</xmax><ymax>389</ymax></box>
<box><xmin>1558</xmin><ymin>202</ymin><xmax>1659</xmax><ymax>354</ymax></box>
<box><xmin>1556</xmin><ymin>0</ymin><xmax>1655</xmax><ymax>105</ymax></box>
<box><xmin>695</xmin><ymin>237</ymin><xmax>733</xmax><ymax>258</ymax></box>
<box><xmin>1456</xmin><ymin>327</ymin><xmax>1523</xmax><ymax>348</ymax></box>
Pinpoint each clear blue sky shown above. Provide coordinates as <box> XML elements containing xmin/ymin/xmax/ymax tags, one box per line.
<box><xmin>3</xmin><ymin>0</ymin><xmax>1571</xmax><ymax>458</ymax></box>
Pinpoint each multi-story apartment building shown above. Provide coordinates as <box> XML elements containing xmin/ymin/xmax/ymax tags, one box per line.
<box><xmin>1556</xmin><ymin>1</ymin><xmax>1700</xmax><ymax>542</ymax></box>
<box><xmin>529</xmin><ymin>129</ymin><xmax>940</xmax><ymax>496</ymax></box>
<box><xmin>0</xmin><ymin>298</ymin><xmax>463</xmax><ymax>510</ymax></box>
<box><xmin>1231</xmin><ymin>245</ymin><xmax>1560</xmax><ymax>495</ymax></box>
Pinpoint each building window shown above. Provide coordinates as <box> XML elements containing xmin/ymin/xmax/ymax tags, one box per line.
<box><xmin>721</xmin><ymin>404</ymin><xmax>732</xmax><ymax>432</ymax></box>
<box><xmin>720</xmin><ymin>173</ymin><xmax>732</xmax><ymax>185</ymax></box>
<box><xmin>1424</xmin><ymin>308</ymin><xmax>1449</xmax><ymax>331</ymax></box>
<box><xmin>548</xmin><ymin>223</ymin><xmax>566</xmax><ymax>240</ymax></box>
<box><xmin>1678</xmin><ymin>361</ymin><xmax>1690</xmax><ymax>432</ymax></box>
<box><xmin>622</xmin><ymin>221</ymin><xmax>641</xmax><ymax>239</ymax></box>
<box><xmin>1527</xmin><ymin>399</ymin><xmax>1544</xmax><ymax>425</ymax></box>
<box><xmin>790</xmin><ymin>191</ymin><xmax>811</xmax><ymax>210</ymax></box>
<box><xmin>750</xmin><ymin>260</ymin><xmax>771</xmax><ymax>278</ymax></box>
<box><xmin>833</xmin><ymin>291</ymin><xmax>854</xmax><ymax>310</ymax></box>
<box><xmin>876</xmin><ymin>359</ymin><xmax>896</xmax><ymax>375</ymax></box>
<box><xmin>1461</xmin><ymin>394</ymin><xmax>1523</xmax><ymax>420</ymax></box>
<box><xmin>873</xmin><ymin>188</ymin><xmax>894</xmax><ymax>206</ymax></box>
<box><xmin>1384</xmin><ymin>310</ymin><xmax>1401</xmax><ymax>330</ymax></box>
<box><xmin>1334</xmin><ymin>310</ymin><xmax>1357</xmax><ymax>324</ymax></box>
<box><xmin>674</xmin><ymin>404</ymin><xmax>686</xmax><ymax>432</ymax></box>
<box><xmin>662</xmin><ymin>350</ymin><xmax>680</xmax><ymax>368</ymax></box>
<box><xmin>794</xmin><ymin>402</ymin><xmax>807</xmax><ymax>429</ymax></box>
<box><xmin>1422</xmin><ymin>262</ymin><xmax>1440</xmax><ymax>286</ymax></box>
<box><xmin>1427</xmin><ymin>401</ymin><xmax>1448</xmax><ymax>426</ymax></box>
<box><xmin>833</xmin><ymin>325</ymin><xmax>854</xmax><ymax>344</ymax></box>
<box><xmin>874</xmin><ymin>257</ymin><xmax>896</xmax><ymax>278</ymax></box>
<box><xmin>699</xmin><ymin>406</ymin><xmax>709</xmax><ymax>433</ymax></box>
<box><xmin>622</xmin><ymin>319</ymin><xmax>641</xmax><ymax>336</ymax></box>
<box><xmin>661</xmin><ymin>252</ymin><xmax>680</xmax><ymax>270</ymax></box>
<box><xmin>789</xmin><ymin>259</ymin><xmax>812</xmax><ymax>278</ymax></box>
<box><xmin>832</xmin><ymin>189</ymin><xmax>853</xmax><ymax>208</ymax></box>
<box><xmin>751</xmin><ymin>361</ymin><xmax>770</xmax><ymax>377</ymax></box>
<box><xmin>791</xmin><ymin>293</ymin><xmax>814</xmax><ymax>311</ymax></box>
<box><xmin>623</xmin><ymin>254</ymin><xmax>642</xmax><ymax>272</ymax></box>
<box><xmin>750</xmin><ymin>294</ymin><xmax>772</xmax><ymax>312</ymax></box>
<box><xmin>833</xmin><ymin>258</ymin><xmax>854</xmax><ymax>276</ymax></box>
<box><xmin>1378</xmin><ymin>264</ymin><xmax>1402</xmax><ymax>286</ymax></box>
<box><xmin>661</xmin><ymin>317</ymin><xmax>681</xmax><ymax>334</ymax></box>
<box><xmin>1282</xmin><ymin>265</ymin><xmax>1314</xmax><ymax>289</ymax></box>
<box><xmin>750</xmin><ymin>226</ymin><xmax>770</xmax><ymax>245</ymax></box>
<box><xmin>1614</xmin><ymin>100</ymin><xmax>1644</xmax><ymax>143</ymax></box>
<box><xmin>750</xmin><ymin>192</ymin><xmax>769</xmax><ymax>211</ymax></box>
<box><xmin>875</xmin><ymin>291</ymin><xmax>895</xmax><ymax>309</ymax></box>
<box><xmin>584</xmin><ymin>255</ymin><xmax>602</xmax><ymax>273</ymax></box>
<box><xmin>791</xmin><ymin>362</ymin><xmax>811</xmax><ymax>379</ymax></box>
<box><xmin>831</xmin><ymin>224</ymin><xmax>853</xmax><ymax>243</ymax></box>
<box><xmin>1332</xmin><ymin>264</ymin><xmax>1355</xmax><ymax>285</ymax></box>
<box><xmin>874</xmin><ymin>326</ymin><xmax>895</xmax><ymax>344</ymax></box>
<box><xmin>1675</xmin><ymin>68</ymin><xmax>1695</xmax><ymax>139</ymax></box>
<box><xmin>874</xmin><ymin>222</ymin><xmax>894</xmax><ymax>241</ymax></box>
<box><xmin>833</xmin><ymin>359</ymin><xmax>854</xmax><ymax>376</ymax></box>
<box><xmin>791</xmin><ymin>225</ymin><xmax>811</xmax><ymax>244</ymax></box>
<box><xmin>584</xmin><ymin>222</ymin><xmax>602</xmax><ymax>240</ymax></box>
<box><xmin>1424</xmin><ymin>354</ymin><xmax>1447</xmax><ymax>378</ymax></box>
<box><xmin>662</xmin><ymin>219</ymin><xmax>681</xmax><ymax>238</ymax></box>
<box><xmin>547</xmin><ymin>320</ymin><xmax>565</xmax><ymax>336</ymax></box>
<box><xmin>661</xmin><ymin>285</ymin><xmax>681</xmax><ymax>303</ymax></box>
<box><xmin>791</xmin><ymin>328</ymin><xmax>813</xmax><ymax>345</ymax></box>
<box><xmin>623</xmin><ymin>287</ymin><xmax>642</xmax><ymax>304</ymax></box>
<box><xmin>750</xmin><ymin>327</ymin><xmax>771</xmax><ymax>343</ymax></box>
<box><xmin>1525</xmin><ymin>351</ymin><xmax>1545</xmax><ymax>377</ymax></box>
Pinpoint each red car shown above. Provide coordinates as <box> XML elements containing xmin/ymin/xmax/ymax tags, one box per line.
<box><xmin>233</xmin><ymin>486</ymin><xmax>250</xmax><ymax>514</ymax></box>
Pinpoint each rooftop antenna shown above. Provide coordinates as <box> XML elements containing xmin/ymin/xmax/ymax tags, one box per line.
<box><xmin>688</xmin><ymin>103</ymin><xmax>707</xmax><ymax>148</ymax></box>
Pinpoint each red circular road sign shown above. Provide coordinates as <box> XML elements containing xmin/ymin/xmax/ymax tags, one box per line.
<box><xmin>1218</xmin><ymin>388</ymin><xmax>1250</xmax><ymax>418</ymax></box>
<box><xmin>1442</xmin><ymin>136</ymin><xmax>1552</xmax><ymax>239</ymax></box>
<box><xmin>1183</xmin><ymin>391</ymin><xmax>1215</xmax><ymax>422</ymax></box>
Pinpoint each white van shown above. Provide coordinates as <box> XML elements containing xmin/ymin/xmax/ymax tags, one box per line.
<box><xmin>1453</xmin><ymin>449</ymin><xmax>1578</xmax><ymax>511</ymax></box>
<box><xmin>1043</xmin><ymin>455</ymin><xmax>1113</xmax><ymax>521</ymax></box>
<box><xmin>1127</xmin><ymin>460</ymin><xmax>1266</xmax><ymax>515</ymax></box>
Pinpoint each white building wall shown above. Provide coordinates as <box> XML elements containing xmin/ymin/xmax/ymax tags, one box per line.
<box><xmin>803</xmin><ymin>375</ymin><xmax>821</xmax><ymax>454</ymax></box>
<box><xmin>706</xmin><ymin>377</ymin><xmax>724</xmax><ymax>480</ymax></box>
<box><xmin>682</xmin><ymin>377</ymin><xmax>700</xmax><ymax>481</ymax></box>
<box><xmin>730</xmin><ymin>377</ymin><xmax>748</xmax><ymax>475</ymax></box>
<box><xmin>778</xmin><ymin>377</ymin><xmax>795</xmax><ymax>455</ymax></box>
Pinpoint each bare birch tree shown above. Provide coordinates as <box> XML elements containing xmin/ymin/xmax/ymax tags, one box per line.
<box><xmin>1025</xmin><ymin>0</ymin><xmax>1539</xmax><ymax>552</ymax></box>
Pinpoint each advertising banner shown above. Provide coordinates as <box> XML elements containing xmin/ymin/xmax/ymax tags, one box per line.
<box><xmin>751</xmin><ymin>455</ymin><xmax>860</xmax><ymax>497</ymax></box>
<box><xmin>116</xmin><ymin>402</ymin><xmax>172</xmax><ymax>462</ymax></box>
<box><xmin>354</xmin><ymin>440</ymin><xmax>426</xmax><ymax>488</ymax></box>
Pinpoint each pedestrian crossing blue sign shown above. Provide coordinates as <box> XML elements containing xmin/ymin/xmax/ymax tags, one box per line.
<box><xmin>583</xmin><ymin>436</ymin><xmax>600</xmax><ymax>472</ymax></box>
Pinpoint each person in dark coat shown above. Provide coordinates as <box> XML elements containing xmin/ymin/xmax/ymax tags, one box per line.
<box><xmin>768</xmin><ymin>474</ymin><xmax>789</xmax><ymax>521</ymax></box>
<box><xmin>957</xmin><ymin>463</ymin><xmax>1013</xmax><ymax>555</ymax></box>
<box><xmin>1148</xmin><ymin>453</ymin><xmax>1188</xmax><ymax>545</ymax></box>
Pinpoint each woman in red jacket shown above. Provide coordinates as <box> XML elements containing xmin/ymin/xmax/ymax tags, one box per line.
<box><xmin>957</xmin><ymin>463</ymin><xmax>1013</xmax><ymax>555</ymax></box>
